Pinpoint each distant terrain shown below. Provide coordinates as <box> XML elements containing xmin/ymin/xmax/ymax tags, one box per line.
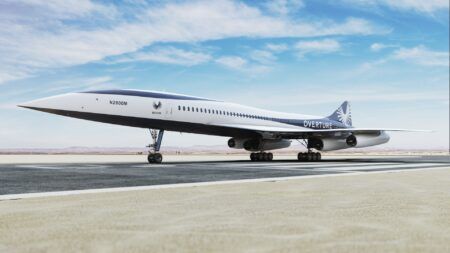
<box><xmin>0</xmin><ymin>145</ymin><xmax>447</xmax><ymax>155</ymax></box>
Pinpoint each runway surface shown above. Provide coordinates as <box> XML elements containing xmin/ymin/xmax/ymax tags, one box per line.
<box><xmin>1</xmin><ymin>155</ymin><xmax>449</xmax><ymax>196</ymax></box>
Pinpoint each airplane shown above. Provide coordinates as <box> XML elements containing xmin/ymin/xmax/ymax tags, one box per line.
<box><xmin>18</xmin><ymin>89</ymin><xmax>427</xmax><ymax>164</ymax></box>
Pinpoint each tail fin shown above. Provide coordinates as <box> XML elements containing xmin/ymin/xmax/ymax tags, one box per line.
<box><xmin>327</xmin><ymin>101</ymin><xmax>352</xmax><ymax>127</ymax></box>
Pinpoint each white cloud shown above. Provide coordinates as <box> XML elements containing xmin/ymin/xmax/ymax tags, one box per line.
<box><xmin>215</xmin><ymin>56</ymin><xmax>270</xmax><ymax>74</ymax></box>
<box><xmin>265</xmin><ymin>43</ymin><xmax>289</xmax><ymax>52</ymax></box>
<box><xmin>250</xmin><ymin>50</ymin><xmax>276</xmax><ymax>64</ymax></box>
<box><xmin>0</xmin><ymin>0</ymin><xmax>384</xmax><ymax>84</ymax></box>
<box><xmin>223</xmin><ymin>86</ymin><xmax>449</xmax><ymax>108</ymax></box>
<box><xmin>342</xmin><ymin>0</ymin><xmax>449</xmax><ymax>14</ymax></box>
<box><xmin>370</xmin><ymin>43</ymin><xmax>397</xmax><ymax>52</ymax></box>
<box><xmin>113</xmin><ymin>47</ymin><xmax>212</xmax><ymax>66</ymax></box>
<box><xmin>9</xmin><ymin>0</ymin><xmax>118</xmax><ymax>19</ymax></box>
<box><xmin>356</xmin><ymin>45</ymin><xmax>449</xmax><ymax>74</ymax></box>
<box><xmin>380</xmin><ymin>0</ymin><xmax>448</xmax><ymax>13</ymax></box>
<box><xmin>265</xmin><ymin>0</ymin><xmax>304</xmax><ymax>15</ymax></box>
<box><xmin>215</xmin><ymin>56</ymin><xmax>247</xmax><ymax>69</ymax></box>
<box><xmin>43</xmin><ymin>76</ymin><xmax>117</xmax><ymax>94</ymax></box>
<box><xmin>392</xmin><ymin>46</ymin><xmax>449</xmax><ymax>67</ymax></box>
<box><xmin>0</xmin><ymin>67</ymin><xmax>33</xmax><ymax>84</ymax></box>
<box><xmin>295</xmin><ymin>39</ymin><xmax>341</xmax><ymax>56</ymax></box>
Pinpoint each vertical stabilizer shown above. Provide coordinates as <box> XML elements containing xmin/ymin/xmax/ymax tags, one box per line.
<box><xmin>327</xmin><ymin>101</ymin><xmax>352</xmax><ymax>127</ymax></box>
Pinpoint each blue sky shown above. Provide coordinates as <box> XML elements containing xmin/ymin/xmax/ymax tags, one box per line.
<box><xmin>0</xmin><ymin>0</ymin><xmax>448</xmax><ymax>149</ymax></box>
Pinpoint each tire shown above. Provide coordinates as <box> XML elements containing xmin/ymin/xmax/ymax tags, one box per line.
<box><xmin>256</xmin><ymin>153</ymin><xmax>262</xmax><ymax>161</ymax></box>
<box><xmin>297</xmin><ymin>152</ymin><xmax>304</xmax><ymax>161</ymax></box>
<box><xmin>154</xmin><ymin>153</ymin><xmax>163</xmax><ymax>164</ymax></box>
<box><xmin>317</xmin><ymin>153</ymin><xmax>322</xmax><ymax>161</ymax></box>
<box><xmin>250</xmin><ymin>153</ymin><xmax>256</xmax><ymax>161</ymax></box>
<box><xmin>147</xmin><ymin>154</ymin><xmax>154</xmax><ymax>164</ymax></box>
<box><xmin>268</xmin><ymin>153</ymin><xmax>273</xmax><ymax>161</ymax></box>
<box><xmin>307</xmin><ymin>153</ymin><xmax>313</xmax><ymax>162</ymax></box>
<box><xmin>262</xmin><ymin>152</ymin><xmax>269</xmax><ymax>161</ymax></box>
<box><xmin>299</xmin><ymin>152</ymin><xmax>307</xmax><ymax>162</ymax></box>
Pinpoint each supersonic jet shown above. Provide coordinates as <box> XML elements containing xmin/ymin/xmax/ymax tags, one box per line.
<box><xmin>19</xmin><ymin>89</ymin><xmax>426</xmax><ymax>164</ymax></box>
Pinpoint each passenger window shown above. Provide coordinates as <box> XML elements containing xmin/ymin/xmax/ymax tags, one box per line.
<box><xmin>178</xmin><ymin>105</ymin><xmax>181</xmax><ymax>110</ymax></box>
<box><xmin>196</xmin><ymin>108</ymin><xmax>199</xmax><ymax>112</ymax></box>
<box><xmin>183</xmin><ymin>106</ymin><xmax>186</xmax><ymax>111</ymax></box>
<box><xmin>187</xmin><ymin>107</ymin><xmax>190</xmax><ymax>111</ymax></box>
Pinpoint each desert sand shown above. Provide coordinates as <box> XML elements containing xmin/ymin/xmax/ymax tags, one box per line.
<box><xmin>1</xmin><ymin>168</ymin><xmax>449</xmax><ymax>252</ymax></box>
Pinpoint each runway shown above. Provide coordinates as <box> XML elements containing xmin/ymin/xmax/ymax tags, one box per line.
<box><xmin>1</xmin><ymin>155</ymin><xmax>449</xmax><ymax>197</ymax></box>
<box><xmin>1</xmin><ymin>155</ymin><xmax>450</xmax><ymax>252</ymax></box>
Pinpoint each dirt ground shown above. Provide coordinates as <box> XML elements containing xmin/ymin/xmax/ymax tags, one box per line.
<box><xmin>1</xmin><ymin>168</ymin><xmax>450</xmax><ymax>253</ymax></box>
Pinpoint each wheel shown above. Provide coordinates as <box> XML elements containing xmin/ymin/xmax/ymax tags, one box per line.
<box><xmin>307</xmin><ymin>152</ymin><xmax>314</xmax><ymax>162</ymax></box>
<box><xmin>147</xmin><ymin>154</ymin><xmax>154</xmax><ymax>163</ymax></box>
<box><xmin>267</xmin><ymin>152</ymin><xmax>273</xmax><ymax>161</ymax></box>
<box><xmin>298</xmin><ymin>152</ymin><xmax>307</xmax><ymax>161</ymax></box>
<box><xmin>250</xmin><ymin>153</ymin><xmax>256</xmax><ymax>161</ymax></box>
<box><xmin>154</xmin><ymin>153</ymin><xmax>163</xmax><ymax>164</ymax></box>
<box><xmin>262</xmin><ymin>152</ymin><xmax>269</xmax><ymax>161</ymax></box>
<box><xmin>315</xmin><ymin>153</ymin><xmax>321</xmax><ymax>161</ymax></box>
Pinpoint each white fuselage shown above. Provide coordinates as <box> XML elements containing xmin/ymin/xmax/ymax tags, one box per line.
<box><xmin>20</xmin><ymin>89</ymin><xmax>392</xmax><ymax>153</ymax></box>
<box><xmin>21</xmin><ymin>90</ymin><xmax>320</xmax><ymax>136</ymax></box>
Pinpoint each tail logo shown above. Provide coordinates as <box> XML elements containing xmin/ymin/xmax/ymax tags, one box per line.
<box><xmin>337</xmin><ymin>103</ymin><xmax>352</xmax><ymax>126</ymax></box>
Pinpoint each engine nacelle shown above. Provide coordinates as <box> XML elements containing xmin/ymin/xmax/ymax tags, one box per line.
<box><xmin>308</xmin><ymin>138</ymin><xmax>349</xmax><ymax>151</ymax></box>
<box><xmin>241</xmin><ymin>139</ymin><xmax>291</xmax><ymax>151</ymax></box>
<box><xmin>227</xmin><ymin>138</ymin><xmax>248</xmax><ymax>149</ymax></box>
<box><xmin>308</xmin><ymin>132</ymin><xmax>390</xmax><ymax>151</ymax></box>
<box><xmin>351</xmin><ymin>132</ymin><xmax>390</xmax><ymax>148</ymax></box>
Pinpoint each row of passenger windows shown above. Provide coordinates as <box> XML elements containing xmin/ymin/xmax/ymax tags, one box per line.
<box><xmin>177</xmin><ymin>105</ymin><xmax>275</xmax><ymax>121</ymax></box>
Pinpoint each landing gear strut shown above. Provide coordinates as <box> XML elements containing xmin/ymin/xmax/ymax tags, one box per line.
<box><xmin>147</xmin><ymin>129</ymin><xmax>164</xmax><ymax>164</ymax></box>
<box><xmin>250</xmin><ymin>152</ymin><xmax>273</xmax><ymax>161</ymax></box>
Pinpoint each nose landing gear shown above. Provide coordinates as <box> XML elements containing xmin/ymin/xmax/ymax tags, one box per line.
<box><xmin>147</xmin><ymin>129</ymin><xmax>164</xmax><ymax>164</ymax></box>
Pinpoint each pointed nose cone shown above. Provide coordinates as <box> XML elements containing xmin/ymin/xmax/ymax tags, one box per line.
<box><xmin>18</xmin><ymin>97</ymin><xmax>54</xmax><ymax>111</ymax></box>
<box><xmin>18</xmin><ymin>93</ymin><xmax>75</xmax><ymax>113</ymax></box>
<box><xmin>17</xmin><ymin>99</ymin><xmax>45</xmax><ymax>109</ymax></box>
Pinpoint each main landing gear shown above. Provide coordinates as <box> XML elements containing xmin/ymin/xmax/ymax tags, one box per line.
<box><xmin>147</xmin><ymin>129</ymin><xmax>164</xmax><ymax>164</ymax></box>
<box><xmin>296</xmin><ymin>139</ymin><xmax>322</xmax><ymax>162</ymax></box>
<box><xmin>250</xmin><ymin>152</ymin><xmax>273</xmax><ymax>161</ymax></box>
<box><xmin>297</xmin><ymin>152</ymin><xmax>321</xmax><ymax>162</ymax></box>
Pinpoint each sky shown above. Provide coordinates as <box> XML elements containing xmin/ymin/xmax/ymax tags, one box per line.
<box><xmin>0</xmin><ymin>0</ymin><xmax>448</xmax><ymax>150</ymax></box>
